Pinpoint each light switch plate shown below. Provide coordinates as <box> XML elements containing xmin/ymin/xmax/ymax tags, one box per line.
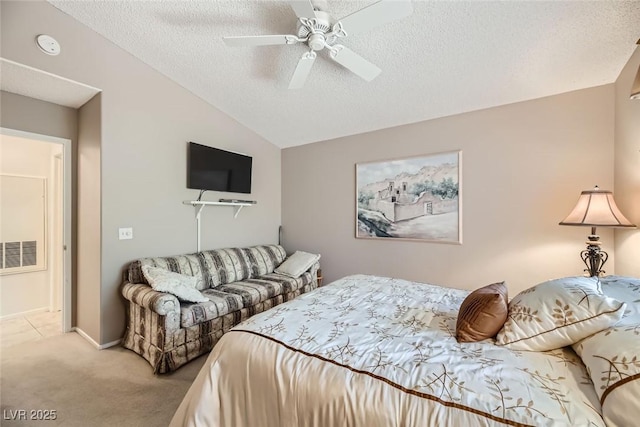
<box><xmin>118</xmin><ymin>227</ymin><xmax>133</xmax><ymax>240</ymax></box>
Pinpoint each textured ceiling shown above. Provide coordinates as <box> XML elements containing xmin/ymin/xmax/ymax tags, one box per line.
<box><xmin>48</xmin><ymin>1</ymin><xmax>640</xmax><ymax>148</ymax></box>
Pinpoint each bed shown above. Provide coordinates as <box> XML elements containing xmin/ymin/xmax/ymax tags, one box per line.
<box><xmin>170</xmin><ymin>274</ymin><xmax>640</xmax><ymax>427</ymax></box>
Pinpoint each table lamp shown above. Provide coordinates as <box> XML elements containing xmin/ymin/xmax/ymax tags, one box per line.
<box><xmin>559</xmin><ymin>186</ymin><xmax>636</xmax><ymax>276</ymax></box>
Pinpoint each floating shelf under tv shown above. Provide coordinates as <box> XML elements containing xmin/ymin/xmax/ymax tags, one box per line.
<box><xmin>183</xmin><ymin>200</ymin><xmax>253</xmax><ymax>216</ymax></box>
<box><xmin>183</xmin><ymin>200</ymin><xmax>254</xmax><ymax>251</ymax></box>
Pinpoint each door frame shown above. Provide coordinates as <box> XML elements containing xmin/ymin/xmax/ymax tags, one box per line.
<box><xmin>1</xmin><ymin>127</ymin><xmax>73</xmax><ymax>332</ymax></box>
<box><xmin>51</xmin><ymin>152</ymin><xmax>63</xmax><ymax>312</ymax></box>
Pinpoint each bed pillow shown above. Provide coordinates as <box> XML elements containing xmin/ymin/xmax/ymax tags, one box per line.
<box><xmin>142</xmin><ymin>265</ymin><xmax>208</xmax><ymax>303</ymax></box>
<box><xmin>456</xmin><ymin>281</ymin><xmax>508</xmax><ymax>342</ymax></box>
<box><xmin>274</xmin><ymin>251</ymin><xmax>320</xmax><ymax>278</ymax></box>
<box><xmin>571</xmin><ymin>276</ymin><xmax>640</xmax><ymax>427</ymax></box>
<box><xmin>495</xmin><ymin>276</ymin><xmax>626</xmax><ymax>351</ymax></box>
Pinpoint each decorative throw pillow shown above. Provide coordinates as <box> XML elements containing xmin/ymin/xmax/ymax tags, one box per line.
<box><xmin>456</xmin><ymin>281</ymin><xmax>508</xmax><ymax>342</ymax></box>
<box><xmin>495</xmin><ymin>276</ymin><xmax>626</xmax><ymax>351</ymax></box>
<box><xmin>141</xmin><ymin>265</ymin><xmax>208</xmax><ymax>303</ymax></box>
<box><xmin>274</xmin><ymin>251</ymin><xmax>320</xmax><ymax>279</ymax></box>
<box><xmin>571</xmin><ymin>276</ymin><xmax>640</xmax><ymax>427</ymax></box>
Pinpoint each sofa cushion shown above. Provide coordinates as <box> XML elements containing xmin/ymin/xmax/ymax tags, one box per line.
<box><xmin>179</xmin><ymin>271</ymin><xmax>314</xmax><ymax>328</ymax></box>
<box><xmin>180</xmin><ymin>289</ymin><xmax>244</xmax><ymax>328</ymax></box>
<box><xmin>128</xmin><ymin>245</ymin><xmax>287</xmax><ymax>290</ymax></box>
<box><xmin>259</xmin><ymin>271</ymin><xmax>314</xmax><ymax>295</ymax></box>
<box><xmin>129</xmin><ymin>254</ymin><xmax>211</xmax><ymax>290</ymax></box>
<box><xmin>217</xmin><ymin>271</ymin><xmax>314</xmax><ymax>306</ymax></box>
<box><xmin>243</xmin><ymin>245</ymin><xmax>287</xmax><ymax>277</ymax></box>
<box><xmin>201</xmin><ymin>247</ymin><xmax>253</xmax><ymax>286</ymax></box>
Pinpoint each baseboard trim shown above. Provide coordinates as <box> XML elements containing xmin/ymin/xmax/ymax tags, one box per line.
<box><xmin>99</xmin><ymin>338</ymin><xmax>122</xmax><ymax>350</ymax></box>
<box><xmin>0</xmin><ymin>306</ymin><xmax>49</xmax><ymax>321</ymax></box>
<box><xmin>72</xmin><ymin>327</ymin><xmax>122</xmax><ymax>350</ymax></box>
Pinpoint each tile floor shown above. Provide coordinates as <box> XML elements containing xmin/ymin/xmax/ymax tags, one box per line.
<box><xmin>0</xmin><ymin>310</ymin><xmax>63</xmax><ymax>349</ymax></box>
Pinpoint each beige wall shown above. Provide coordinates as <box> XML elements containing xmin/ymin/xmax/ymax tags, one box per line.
<box><xmin>1</xmin><ymin>1</ymin><xmax>631</xmax><ymax>345</ymax></box>
<box><xmin>1</xmin><ymin>1</ymin><xmax>281</xmax><ymax>344</ymax></box>
<box><xmin>0</xmin><ymin>91</ymin><xmax>78</xmax><ymax>322</ymax></box>
<box><xmin>283</xmin><ymin>86</ymin><xmax>615</xmax><ymax>295</ymax></box>
<box><xmin>614</xmin><ymin>47</ymin><xmax>640</xmax><ymax>276</ymax></box>
<box><xmin>0</xmin><ymin>91</ymin><xmax>79</xmax><ymax>142</ymax></box>
<box><xmin>77</xmin><ymin>93</ymin><xmax>102</xmax><ymax>341</ymax></box>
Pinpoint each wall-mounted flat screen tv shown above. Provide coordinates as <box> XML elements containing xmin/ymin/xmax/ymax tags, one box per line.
<box><xmin>187</xmin><ymin>142</ymin><xmax>252</xmax><ymax>194</ymax></box>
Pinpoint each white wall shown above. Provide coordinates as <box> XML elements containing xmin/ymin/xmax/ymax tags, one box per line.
<box><xmin>0</xmin><ymin>135</ymin><xmax>61</xmax><ymax>316</ymax></box>
<box><xmin>282</xmin><ymin>85</ymin><xmax>615</xmax><ymax>295</ymax></box>
<box><xmin>614</xmin><ymin>47</ymin><xmax>640</xmax><ymax>275</ymax></box>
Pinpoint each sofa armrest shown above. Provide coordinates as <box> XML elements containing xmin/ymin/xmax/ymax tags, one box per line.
<box><xmin>122</xmin><ymin>282</ymin><xmax>179</xmax><ymax>316</ymax></box>
<box><xmin>308</xmin><ymin>260</ymin><xmax>320</xmax><ymax>278</ymax></box>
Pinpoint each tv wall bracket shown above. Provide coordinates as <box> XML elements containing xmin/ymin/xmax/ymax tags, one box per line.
<box><xmin>183</xmin><ymin>200</ymin><xmax>253</xmax><ymax>251</ymax></box>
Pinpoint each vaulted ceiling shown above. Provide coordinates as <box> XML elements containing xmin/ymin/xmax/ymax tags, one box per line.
<box><xmin>48</xmin><ymin>1</ymin><xmax>640</xmax><ymax>148</ymax></box>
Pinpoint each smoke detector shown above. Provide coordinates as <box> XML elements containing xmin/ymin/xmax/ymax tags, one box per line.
<box><xmin>36</xmin><ymin>34</ymin><xmax>61</xmax><ymax>56</ymax></box>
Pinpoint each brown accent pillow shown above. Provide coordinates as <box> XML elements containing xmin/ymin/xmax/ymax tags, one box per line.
<box><xmin>456</xmin><ymin>282</ymin><xmax>508</xmax><ymax>343</ymax></box>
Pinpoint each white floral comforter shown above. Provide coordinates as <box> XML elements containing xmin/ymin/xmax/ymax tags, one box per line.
<box><xmin>171</xmin><ymin>275</ymin><xmax>604</xmax><ymax>427</ymax></box>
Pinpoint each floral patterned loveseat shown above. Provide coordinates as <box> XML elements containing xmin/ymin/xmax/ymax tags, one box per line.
<box><xmin>121</xmin><ymin>244</ymin><xmax>319</xmax><ymax>373</ymax></box>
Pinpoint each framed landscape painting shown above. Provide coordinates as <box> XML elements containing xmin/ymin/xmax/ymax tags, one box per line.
<box><xmin>356</xmin><ymin>151</ymin><xmax>462</xmax><ymax>243</ymax></box>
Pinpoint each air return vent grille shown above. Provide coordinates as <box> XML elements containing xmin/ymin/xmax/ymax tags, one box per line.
<box><xmin>0</xmin><ymin>241</ymin><xmax>37</xmax><ymax>269</ymax></box>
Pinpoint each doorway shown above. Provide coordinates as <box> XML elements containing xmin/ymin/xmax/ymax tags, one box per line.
<box><xmin>0</xmin><ymin>127</ymin><xmax>72</xmax><ymax>338</ymax></box>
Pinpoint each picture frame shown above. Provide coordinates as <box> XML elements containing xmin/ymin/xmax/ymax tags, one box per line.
<box><xmin>355</xmin><ymin>150</ymin><xmax>462</xmax><ymax>244</ymax></box>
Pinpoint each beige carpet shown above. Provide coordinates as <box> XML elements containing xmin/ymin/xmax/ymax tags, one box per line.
<box><xmin>0</xmin><ymin>332</ymin><xmax>207</xmax><ymax>426</ymax></box>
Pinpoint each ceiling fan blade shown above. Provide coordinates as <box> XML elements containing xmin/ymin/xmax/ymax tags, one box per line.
<box><xmin>338</xmin><ymin>0</ymin><xmax>413</xmax><ymax>35</ymax></box>
<box><xmin>288</xmin><ymin>51</ymin><xmax>317</xmax><ymax>89</ymax></box>
<box><xmin>223</xmin><ymin>35</ymin><xmax>301</xmax><ymax>47</ymax></box>
<box><xmin>288</xmin><ymin>0</ymin><xmax>318</xmax><ymax>19</ymax></box>
<box><xmin>329</xmin><ymin>45</ymin><xmax>381</xmax><ymax>82</ymax></box>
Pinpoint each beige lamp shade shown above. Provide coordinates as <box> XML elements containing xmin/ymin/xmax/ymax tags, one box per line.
<box><xmin>559</xmin><ymin>186</ymin><xmax>636</xmax><ymax>228</ymax></box>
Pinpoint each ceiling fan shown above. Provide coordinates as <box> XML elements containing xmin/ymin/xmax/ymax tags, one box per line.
<box><xmin>223</xmin><ymin>0</ymin><xmax>413</xmax><ymax>89</ymax></box>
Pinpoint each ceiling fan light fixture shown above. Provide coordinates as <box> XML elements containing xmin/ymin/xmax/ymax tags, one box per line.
<box><xmin>308</xmin><ymin>34</ymin><xmax>326</xmax><ymax>51</ymax></box>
